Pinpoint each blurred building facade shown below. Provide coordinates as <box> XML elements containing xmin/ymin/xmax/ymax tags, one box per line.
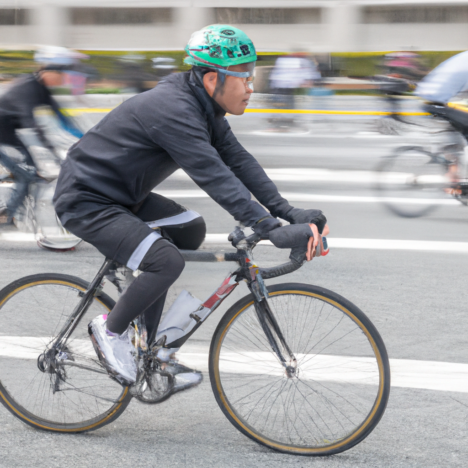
<box><xmin>2</xmin><ymin>0</ymin><xmax>468</xmax><ymax>51</ymax></box>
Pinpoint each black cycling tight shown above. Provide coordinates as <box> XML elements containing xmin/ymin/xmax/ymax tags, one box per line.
<box><xmin>106</xmin><ymin>239</ymin><xmax>185</xmax><ymax>337</ymax></box>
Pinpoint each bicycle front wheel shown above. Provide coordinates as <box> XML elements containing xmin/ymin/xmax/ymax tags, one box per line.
<box><xmin>0</xmin><ymin>274</ymin><xmax>131</xmax><ymax>432</ymax></box>
<box><xmin>209</xmin><ymin>283</ymin><xmax>390</xmax><ymax>456</ymax></box>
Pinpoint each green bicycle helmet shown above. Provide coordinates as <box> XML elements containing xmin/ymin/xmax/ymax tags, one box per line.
<box><xmin>184</xmin><ymin>25</ymin><xmax>257</xmax><ymax>78</ymax></box>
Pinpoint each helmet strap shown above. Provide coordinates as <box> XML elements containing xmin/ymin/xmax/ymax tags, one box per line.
<box><xmin>212</xmin><ymin>71</ymin><xmax>226</xmax><ymax>100</ymax></box>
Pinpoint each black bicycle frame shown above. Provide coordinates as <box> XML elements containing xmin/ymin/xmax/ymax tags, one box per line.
<box><xmin>50</xmin><ymin>233</ymin><xmax>302</xmax><ymax>370</ymax></box>
<box><xmin>52</xmin><ymin>259</ymin><xmax>114</xmax><ymax>350</ymax></box>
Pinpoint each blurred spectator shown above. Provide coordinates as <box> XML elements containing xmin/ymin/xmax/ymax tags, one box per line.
<box><xmin>152</xmin><ymin>57</ymin><xmax>176</xmax><ymax>82</ymax></box>
<box><xmin>115</xmin><ymin>54</ymin><xmax>157</xmax><ymax>93</ymax></box>
<box><xmin>268</xmin><ymin>53</ymin><xmax>321</xmax><ymax>130</ymax></box>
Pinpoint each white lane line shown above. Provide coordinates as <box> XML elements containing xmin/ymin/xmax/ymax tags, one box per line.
<box><xmin>155</xmin><ymin>190</ymin><xmax>458</xmax><ymax>206</ymax></box>
<box><xmin>0</xmin><ymin>232</ymin><xmax>36</xmax><ymax>242</ymax></box>
<box><xmin>1</xmin><ymin>337</ymin><xmax>465</xmax><ymax>393</ymax></box>
<box><xmin>204</xmin><ymin>235</ymin><xmax>468</xmax><ymax>253</ymax></box>
<box><xmin>327</xmin><ymin>238</ymin><xmax>468</xmax><ymax>252</ymax></box>
<box><xmin>177</xmin><ymin>352</ymin><xmax>468</xmax><ymax>394</ymax></box>
<box><xmin>167</xmin><ymin>168</ymin><xmax>439</xmax><ymax>184</ymax></box>
<box><xmin>1</xmin><ymin>231</ymin><xmax>468</xmax><ymax>253</ymax></box>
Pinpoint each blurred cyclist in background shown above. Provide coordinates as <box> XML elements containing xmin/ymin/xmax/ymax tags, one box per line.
<box><xmin>0</xmin><ymin>46</ymin><xmax>86</xmax><ymax>224</ymax></box>
<box><xmin>378</xmin><ymin>52</ymin><xmax>427</xmax><ymax>120</ymax></box>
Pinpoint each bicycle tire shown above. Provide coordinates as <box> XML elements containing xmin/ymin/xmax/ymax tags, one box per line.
<box><xmin>209</xmin><ymin>283</ymin><xmax>390</xmax><ymax>456</ymax></box>
<box><xmin>0</xmin><ymin>273</ymin><xmax>132</xmax><ymax>433</ymax></box>
<box><xmin>375</xmin><ymin>146</ymin><xmax>447</xmax><ymax>218</ymax></box>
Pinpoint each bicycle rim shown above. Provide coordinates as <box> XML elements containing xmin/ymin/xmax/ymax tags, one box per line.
<box><xmin>376</xmin><ymin>146</ymin><xmax>448</xmax><ymax>218</ymax></box>
<box><xmin>0</xmin><ymin>274</ymin><xmax>131</xmax><ymax>432</ymax></box>
<box><xmin>210</xmin><ymin>283</ymin><xmax>390</xmax><ymax>456</ymax></box>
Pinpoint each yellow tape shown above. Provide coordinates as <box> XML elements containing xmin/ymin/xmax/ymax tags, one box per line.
<box><xmin>63</xmin><ymin>108</ymin><xmax>114</xmax><ymax>116</ymax></box>
<box><xmin>244</xmin><ymin>108</ymin><xmax>429</xmax><ymax>116</ymax></box>
<box><xmin>64</xmin><ymin>107</ymin><xmax>429</xmax><ymax>117</ymax></box>
<box><xmin>447</xmin><ymin>102</ymin><xmax>468</xmax><ymax>113</ymax></box>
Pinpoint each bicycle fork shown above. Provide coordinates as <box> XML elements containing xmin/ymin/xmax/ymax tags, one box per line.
<box><xmin>248</xmin><ymin>269</ymin><xmax>297</xmax><ymax>378</ymax></box>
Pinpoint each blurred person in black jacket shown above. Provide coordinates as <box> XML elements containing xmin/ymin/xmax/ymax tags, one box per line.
<box><xmin>0</xmin><ymin>46</ymin><xmax>85</xmax><ymax>223</ymax></box>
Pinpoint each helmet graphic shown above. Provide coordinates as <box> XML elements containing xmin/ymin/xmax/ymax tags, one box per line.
<box><xmin>184</xmin><ymin>25</ymin><xmax>257</xmax><ymax>72</ymax></box>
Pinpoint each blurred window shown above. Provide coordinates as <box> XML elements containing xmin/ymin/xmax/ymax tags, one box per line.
<box><xmin>364</xmin><ymin>6</ymin><xmax>468</xmax><ymax>23</ymax></box>
<box><xmin>0</xmin><ymin>9</ymin><xmax>29</xmax><ymax>25</ymax></box>
<box><xmin>215</xmin><ymin>8</ymin><xmax>321</xmax><ymax>24</ymax></box>
<box><xmin>70</xmin><ymin>8</ymin><xmax>173</xmax><ymax>25</ymax></box>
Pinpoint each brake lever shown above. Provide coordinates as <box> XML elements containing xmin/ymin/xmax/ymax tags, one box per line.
<box><xmin>228</xmin><ymin>227</ymin><xmax>261</xmax><ymax>249</ymax></box>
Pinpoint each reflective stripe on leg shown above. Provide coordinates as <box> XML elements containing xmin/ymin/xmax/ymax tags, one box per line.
<box><xmin>126</xmin><ymin>231</ymin><xmax>162</xmax><ymax>271</ymax></box>
<box><xmin>145</xmin><ymin>210</ymin><xmax>201</xmax><ymax>229</ymax></box>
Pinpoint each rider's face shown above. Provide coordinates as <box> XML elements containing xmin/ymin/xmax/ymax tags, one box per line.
<box><xmin>203</xmin><ymin>63</ymin><xmax>255</xmax><ymax>116</ymax></box>
<box><xmin>40</xmin><ymin>71</ymin><xmax>65</xmax><ymax>88</ymax></box>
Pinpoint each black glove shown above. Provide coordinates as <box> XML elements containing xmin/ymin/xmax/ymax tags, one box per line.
<box><xmin>284</xmin><ymin>207</ymin><xmax>327</xmax><ymax>233</ymax></box>
<box><xmin>252</xmin><ymin>216</ymin><xmax>282</xmax><ymax>239</ymax></box>
<box><xmin>269</xmin><ymin>224</ymin><xmax>313</xmax><ymax>264</ymax></box>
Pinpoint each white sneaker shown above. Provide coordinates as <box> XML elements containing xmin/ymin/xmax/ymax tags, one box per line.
<box><xmin>162</xmin><ymin>359</ymin><xmax>203</xmax><ymax>393</ymax></box>
<box><xmin>88</xmin><ymin>315</ymin><xmax>137</xmax><ymax>385</ymax></box>
<box><xmin>173</xmin><ymin>372</ymin><xmax>203</xmax><ymax>393</ymax></box>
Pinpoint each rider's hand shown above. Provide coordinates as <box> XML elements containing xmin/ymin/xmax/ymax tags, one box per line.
<box><xmin>284</xmin><ymin>207</ymin><xmax>327</xmax><ymax>234</ymax></box>
<box><xmin>252</xmin><ymin>216</ymin><xmax>282</xmax><ymax>239</ymax></box>
<box><xmin>306</xmin><ymin>223</ymin><xmax>330</xmax><ymax>261</ymax></box>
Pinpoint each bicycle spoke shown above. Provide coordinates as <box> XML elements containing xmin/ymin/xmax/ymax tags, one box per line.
<box><xmin>0</xmin><ymin>280</ymin><xmax>126</xmax><ymax>428</ymax></box>
<box><xmin>215</xmin><ymin>289</ymin><xmax>386</xmax><ymax>450</ymax></box>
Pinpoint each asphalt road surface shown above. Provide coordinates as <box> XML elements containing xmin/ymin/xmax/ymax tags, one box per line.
<box><xmin>0</xmin><ymin>109</ymin><xmax>467</xmax><ymax>467</ymax></box>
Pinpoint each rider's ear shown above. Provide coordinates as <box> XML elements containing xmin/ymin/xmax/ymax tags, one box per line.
<box><xmin>203</xmin><ymin>72</ymin><xmax>218</xmax><ymax>98</ymax></box>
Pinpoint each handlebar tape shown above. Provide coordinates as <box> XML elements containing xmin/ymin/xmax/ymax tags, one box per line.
<box><xmin>269</xmin><ymin>224</ymin><xmax>312</xmax><ymax>264</ymax></box>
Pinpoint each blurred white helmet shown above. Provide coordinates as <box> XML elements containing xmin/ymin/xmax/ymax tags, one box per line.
<box><xmin>152</xmin><ymin>57</ymin><xmax>176</xmax><ymax>70</ymax></box>
<box><xmin>34</xmin><ymin>46</ymin><xmax>88</xmax><ymax>68</ymax></box>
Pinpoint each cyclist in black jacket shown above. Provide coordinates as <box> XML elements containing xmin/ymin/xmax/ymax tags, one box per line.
<box><xmin>0</xmin><ymin>46</ymin><xmax>84</xmax><ymax>223</ymax></box>
<box><xmin>54</xmin><ymin>25</ymin><xmax>327</xmax><ymax>389</ymax></box>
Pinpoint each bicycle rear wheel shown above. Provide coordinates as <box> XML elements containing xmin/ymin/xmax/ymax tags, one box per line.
<box><xmin>0</xmin><ymin>273</ymin><xmax>131</xmax><ymax>432</ymax></box>
<box><xmin>209</xmin><ymin>283</ymin><xmax>390</xmax><ymax>456</ymax></box>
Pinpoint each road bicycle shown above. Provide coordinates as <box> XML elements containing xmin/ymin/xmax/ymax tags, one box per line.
<box><xmin>0</xmin><ymin>128</ymin><xmax>81</xmax><ymax>251</ymax></box>
<box><xmin>375</xmin><ymin>103</ymin><xmax>468</xmax><ymax>218</ymax></box>
<box><xmin>0</xmin><ymin>227</ymin><xmax>390</xmax><ymax>456</ymax></box>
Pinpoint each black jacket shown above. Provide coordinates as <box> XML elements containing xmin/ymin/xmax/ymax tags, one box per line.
<box><xmin>54</xmin><ymin>70</ymin><xmax>292</xmax><ymax>227</ymax></box>
<box><xmin>0</xmin><ymin>74</ymin><xmax>68</xmax><ymax>152</ymax></box>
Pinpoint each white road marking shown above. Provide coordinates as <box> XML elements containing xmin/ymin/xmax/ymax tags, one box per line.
<box><xmin>177</xmin><ymin>352</ymin><xmax>468</xmax><ymax>394</ymax></box>
<box><xmin>0</xmin><ymin>232</ymin><xmax>37</xmax><ymax>242</ymax></box>
<box><xmin>167</xmin><ymin>168</ymin><xmax>445</xmax><ymax>185</ymax></box>
<box><xmin>0</xmin><ymin>337</ymin><xmax>466</xmax><ymax>393</ymax></box>
<box><xmin>155</xmin><ymin>189</ymin><xmax>458</xmax><ymax>206</ymax></box>
<box><xmin>203</xmin><ymin>234</ymin><xmax>468</xmax><ymax>253</ymax></box>
<box><xmin>1</xmin><ymin>231</ymin><xmax>468</xmax><ymax>253</ymax></box>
